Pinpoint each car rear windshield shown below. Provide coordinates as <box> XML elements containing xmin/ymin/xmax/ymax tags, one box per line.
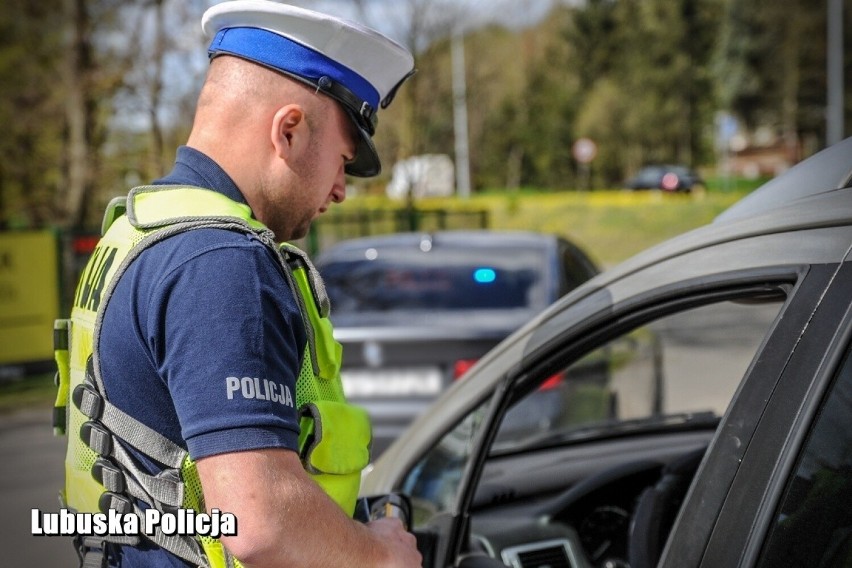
<box><xmin>318</xmin><ymin>245</ymin><xmax>550</xmax><ymax>314</ymax></box>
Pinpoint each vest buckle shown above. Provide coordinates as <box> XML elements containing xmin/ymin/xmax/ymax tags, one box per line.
<box><xmin>80</xmin><ymin>421</ymin><xmax>112</xmax><ymax>456</ymax></box>
<box><xmin>92</xmin><ymin>457</ymin><xmax>125</xmax><ymax>494</ymax></box>
<box><xmin>73</xmin><ymin>383</ymin><xmax>104</xmax><ymax>420</ymax></box>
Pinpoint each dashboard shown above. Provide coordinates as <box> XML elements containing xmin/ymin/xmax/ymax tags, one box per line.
<box><xmin>464</xmin><ymin>431</ymin><xmax>713</xmax><ymax>568</ymax></box>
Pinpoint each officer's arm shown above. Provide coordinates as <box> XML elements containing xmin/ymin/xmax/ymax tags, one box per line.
<box><xmin>197</xmin><ymin>448</ymin><xmax>422</xmax><ymax>567</ymax></box>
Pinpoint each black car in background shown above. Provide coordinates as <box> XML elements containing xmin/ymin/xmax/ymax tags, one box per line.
<box><xmin>314</xmin><ymin>231</ymin><xmax>599</xmax><ymax>455</ymax></box>
<box><xmin>625</xmin><ymin>164</ymin><xmax>704</xmax><ymax>192</ymax></box>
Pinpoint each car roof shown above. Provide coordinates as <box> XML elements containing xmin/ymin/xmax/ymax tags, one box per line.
<box><xmin>715</xmin><ymin>136</ymin><xmax>852</xmax><ymax>223</ymax></box>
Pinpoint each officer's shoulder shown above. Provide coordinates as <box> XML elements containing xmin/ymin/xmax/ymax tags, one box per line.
<box><xmin>144</xmin><ymin>227</ymin><xmax>278</xmax><ymax>271</ymax></box>
<box><xmin>168</xmin><ymin>226</ymin><xmax>268</xmax><ymax>249</ymax></box>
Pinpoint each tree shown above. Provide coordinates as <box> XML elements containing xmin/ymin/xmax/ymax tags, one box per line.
<box><xmin>111</xmin><ymin>0</ymin><xmax>208</xmax><ymax>183</ymax></box>
<box><xmin>1</xmin><ymin>0</ymin><xmax>845</xmax><ymax>226</ymax></box>
<box><xmin>0</xmin><ymin>0</ymin><xmax>65</xmax><ymax>228</ymax></box>
<box><xmin>319</xmin><ymin>0</ymin><xmax>462</xmax><ymax>180</ymax></box>
<box><xmin>564</xmin><ymin>0</ymin><xmax>723</xmax><ymax>184</ymax></box>
<box><xmin>715</xmin><ymin>0</ymin><xmax>831</xmax><ymax>156</ymax></box>
<box><xmin>59</xmin><ymin>0</ymin><xmax>100</xmax><ymax>230</ymax></box>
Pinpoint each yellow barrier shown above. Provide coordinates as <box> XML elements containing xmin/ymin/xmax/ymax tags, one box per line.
<box><xmin>0</xmin><ymin>231</ymin><xmax>60</xmax><ymax>367</ymax></box>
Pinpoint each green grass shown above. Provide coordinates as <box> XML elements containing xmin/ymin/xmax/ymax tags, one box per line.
<box><xmin>487</xmin><ymin>190</ymin><xmax>742</xmax><ymax>267</ymax></box>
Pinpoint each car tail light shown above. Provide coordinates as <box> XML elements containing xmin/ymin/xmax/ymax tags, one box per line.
<box><xmin>455</xmin><ymin>360</ymin><xmax>565</xmax><ymax>391</ymax></box>
<box><xmin>454</xmin><ymin>359</ymin><xmax>478</xmax><ymax>380</ymax></box>
<box><xmin>73</xmin><ymin>235</ymin><xmax>100</xmax><ymax>255</ymax></box>
<box><xmin>661</xmin><ymin>172</ymin><xmax>680</xmax><ymax>191</ymax></box>
<box><xmin>540</xmin><ymin>372</ymin><xmax>565</xmax><ymax>391</ymax></box>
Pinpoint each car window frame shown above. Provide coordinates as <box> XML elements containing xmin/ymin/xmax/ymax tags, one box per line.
<box><xmin>438</xmin><ymin>264</ymin><xmax>827</xmax><ymax>568</ymax></box>
<box><xmin>687</xmin><ymin>261</ymin><xmax>852</xmax><ymax>567</ymax></box>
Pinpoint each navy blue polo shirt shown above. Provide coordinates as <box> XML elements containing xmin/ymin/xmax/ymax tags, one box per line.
<box><xmin>99</xmin><ymin>147</ymin><xmax>306</xmax><ymax>567</ymax></box>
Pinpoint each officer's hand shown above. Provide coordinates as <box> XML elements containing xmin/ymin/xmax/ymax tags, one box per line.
<box><xmin>366</xmin><ymin>517</ymin><xmax>422</xmax><ymax>568</ymax></box>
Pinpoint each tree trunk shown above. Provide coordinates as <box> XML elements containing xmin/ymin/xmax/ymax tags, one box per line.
<box><xmin>148</xmin><ymin>0</ymin><xmax>166</xmax><ymax>178</ymax></box>
<box><xmin>60</xmin><ymin>0</ymin><xmax>93</xmax><ymax>229</ymax></box>
<box><xmin>780</xmin><ymin>0</ymin><xmax>802</xmax><ymax>161</ymax></box>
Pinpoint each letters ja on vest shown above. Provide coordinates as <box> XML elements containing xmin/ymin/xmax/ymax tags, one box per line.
<box><xmin>53</xmin><ymin>185</ymin><xmax>371</xmax><ymax>568</ymax></box>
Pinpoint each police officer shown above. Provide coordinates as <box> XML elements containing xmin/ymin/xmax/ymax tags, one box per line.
<box><xmin>57</xmin><ymin>1</ymin><xmax>421</xmax><ymax>566</ymax></box>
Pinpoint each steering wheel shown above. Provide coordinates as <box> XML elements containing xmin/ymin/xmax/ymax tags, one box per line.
<box><xmin>534</xmin><ymin>459</ymin><xmax>665</xmax><ymax>524</ymax></box>
<box><xmin>529</xmin><ymin>459</ymin><xmax>665</xmax><ymax>566</ymax></box>
<box><xmin>530</xmin><ymin>447</ymin><xmax>705</xmax><ymax>567</ymax></box>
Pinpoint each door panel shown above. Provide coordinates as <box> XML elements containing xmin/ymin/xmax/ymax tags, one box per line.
<box><xmin>693</xmin><ymin>263</ymin><xmax>852</xmax><ymax>567</ymax></box>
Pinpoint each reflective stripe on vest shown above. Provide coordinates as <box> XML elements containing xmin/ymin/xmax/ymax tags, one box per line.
<box><xmin>54</xmin><ymin>185</ymin><xmax>370</xmax><ymax>567</ymax></box>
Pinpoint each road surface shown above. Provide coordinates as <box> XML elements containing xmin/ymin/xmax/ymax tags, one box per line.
<box><xmin>0</xmin><ymin>405</ymin><xmax>77</xmax><ymax>566</ymax></box>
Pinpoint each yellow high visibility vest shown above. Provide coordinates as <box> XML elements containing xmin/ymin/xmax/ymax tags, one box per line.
<box><xmin>54</xmin><ymin>185</ymin><xmax>370</xmax><ymax>568</ymax></box>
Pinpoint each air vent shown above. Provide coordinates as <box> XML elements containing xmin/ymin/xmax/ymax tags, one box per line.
<box><xmin>479</xmin><ymin>483</ymin><xmax>517</xmax><ymax>506</ymax></box>
<box><xmin>500</xmin><ymin>539</ymin><xmax>579</xmax><ymax>568</ymax></box>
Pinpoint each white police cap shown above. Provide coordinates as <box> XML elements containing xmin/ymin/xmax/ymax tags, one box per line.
<box><xmin>202</xmin><ymin>0</ymin><xmax>415</xmax><ymax>177</ymax></box>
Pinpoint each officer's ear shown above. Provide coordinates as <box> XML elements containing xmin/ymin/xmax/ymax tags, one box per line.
<box><xmin>271</xmin><ymin>104</ymin><xmax>307</xmax><ymax>161</ymax></box>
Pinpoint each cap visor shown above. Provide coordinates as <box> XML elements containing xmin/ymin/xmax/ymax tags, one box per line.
<box><xmin>345</xmin><ymin>123</ymin><xmax>381</xmax><ymax>177</ymax></box>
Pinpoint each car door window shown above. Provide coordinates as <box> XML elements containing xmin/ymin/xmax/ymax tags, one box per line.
<box><xmin>401</xmin><ymin>293</ymin><xmax>786</xmax><ymax>531</ymax></box>
<box><xmin>493</xmin><ymin>299</ymin><xmax>783</xmax><ymax>452</ymax></box>
<box><xmin>757</xmin><ymin>346</ymin><xmax>852</xmax><ymax>568</ymax></box>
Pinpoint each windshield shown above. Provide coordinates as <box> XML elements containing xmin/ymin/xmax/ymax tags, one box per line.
<box><xmin>318</xmin><ymin>245</ymin><xmax>549</xmax><ymax>315</ymax></box>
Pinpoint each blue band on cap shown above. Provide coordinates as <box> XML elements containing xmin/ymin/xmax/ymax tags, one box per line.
<box><xmin>208</xmin><ymin>27</ymin><xmax>380</xmax><ymax>110</ymax></box>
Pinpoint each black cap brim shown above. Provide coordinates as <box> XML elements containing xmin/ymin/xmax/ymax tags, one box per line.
<box><xmin>345</xmin><ymin>121</ymin><xmax>381</xmax><ymax>177</ymax></box>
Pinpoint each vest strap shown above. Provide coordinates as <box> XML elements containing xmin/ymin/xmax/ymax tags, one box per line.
<box><xmin>76</xmin><ymin>372</ymin><xmax>188</xmax><ymax>508</ymax></box>
<box><xmin>91</xmin><ymin>452</ymin><xmax>184</xmax><ymax>510</ymax></box>
<box><xmin>92</xmin><ymin>458</ymin><xmax>126</xmax><ymax>494</ymax></box>
<box><xmin>53</xmin><ymin>318</ymin><xmax>71</xmax><ymax>435</ymax></box>
<box><xmin>281</xmin><ymin>244</ymin><xmax>331</xmax><ymax>318</ymax></box>
<box><xmin>75</xmin><ymin>362</ymin><xmax>188</xmax><ymax>469</ymax></box>
<box><xmin>75</xmin><ymin>537</ymin><xmax>128</xmax><ymax>568</ymax></box>
<box><xmin>81</xmin><ymin>549</ymin><xmax>105</xmax><ymax>568</ymax></box>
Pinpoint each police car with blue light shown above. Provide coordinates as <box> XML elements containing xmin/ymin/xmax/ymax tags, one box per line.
<box><xmin>314</xmin><ymin>230</ymin><xmax>600</xmax><ymax>456</ymax></box>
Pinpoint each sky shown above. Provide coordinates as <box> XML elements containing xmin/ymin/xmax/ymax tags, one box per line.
<box><xmin>252</xmin><ymin>0</ymin><xmax>560</xmax><ymax>44</ymax></box>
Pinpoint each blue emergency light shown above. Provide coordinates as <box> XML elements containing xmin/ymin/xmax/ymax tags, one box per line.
<box><xmin>473</xmin><ymin>268</ymin><xmax>497</xmax><ymax>284</ymax></box>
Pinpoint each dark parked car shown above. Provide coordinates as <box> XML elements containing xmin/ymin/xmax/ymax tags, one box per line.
<box><xmin>362</xmin><ymin>137</ymin><xmax>852</xmax><ymax>568</ymax></box>
<box><xmin>314</xmin><ymin>231</ymin><xmax>599</xmax><ymax>455</ymax></box>
<box><xmin>625</xmin><ymin>164</ymin><xmax>704</xmax><ymax>192</ymax></box>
